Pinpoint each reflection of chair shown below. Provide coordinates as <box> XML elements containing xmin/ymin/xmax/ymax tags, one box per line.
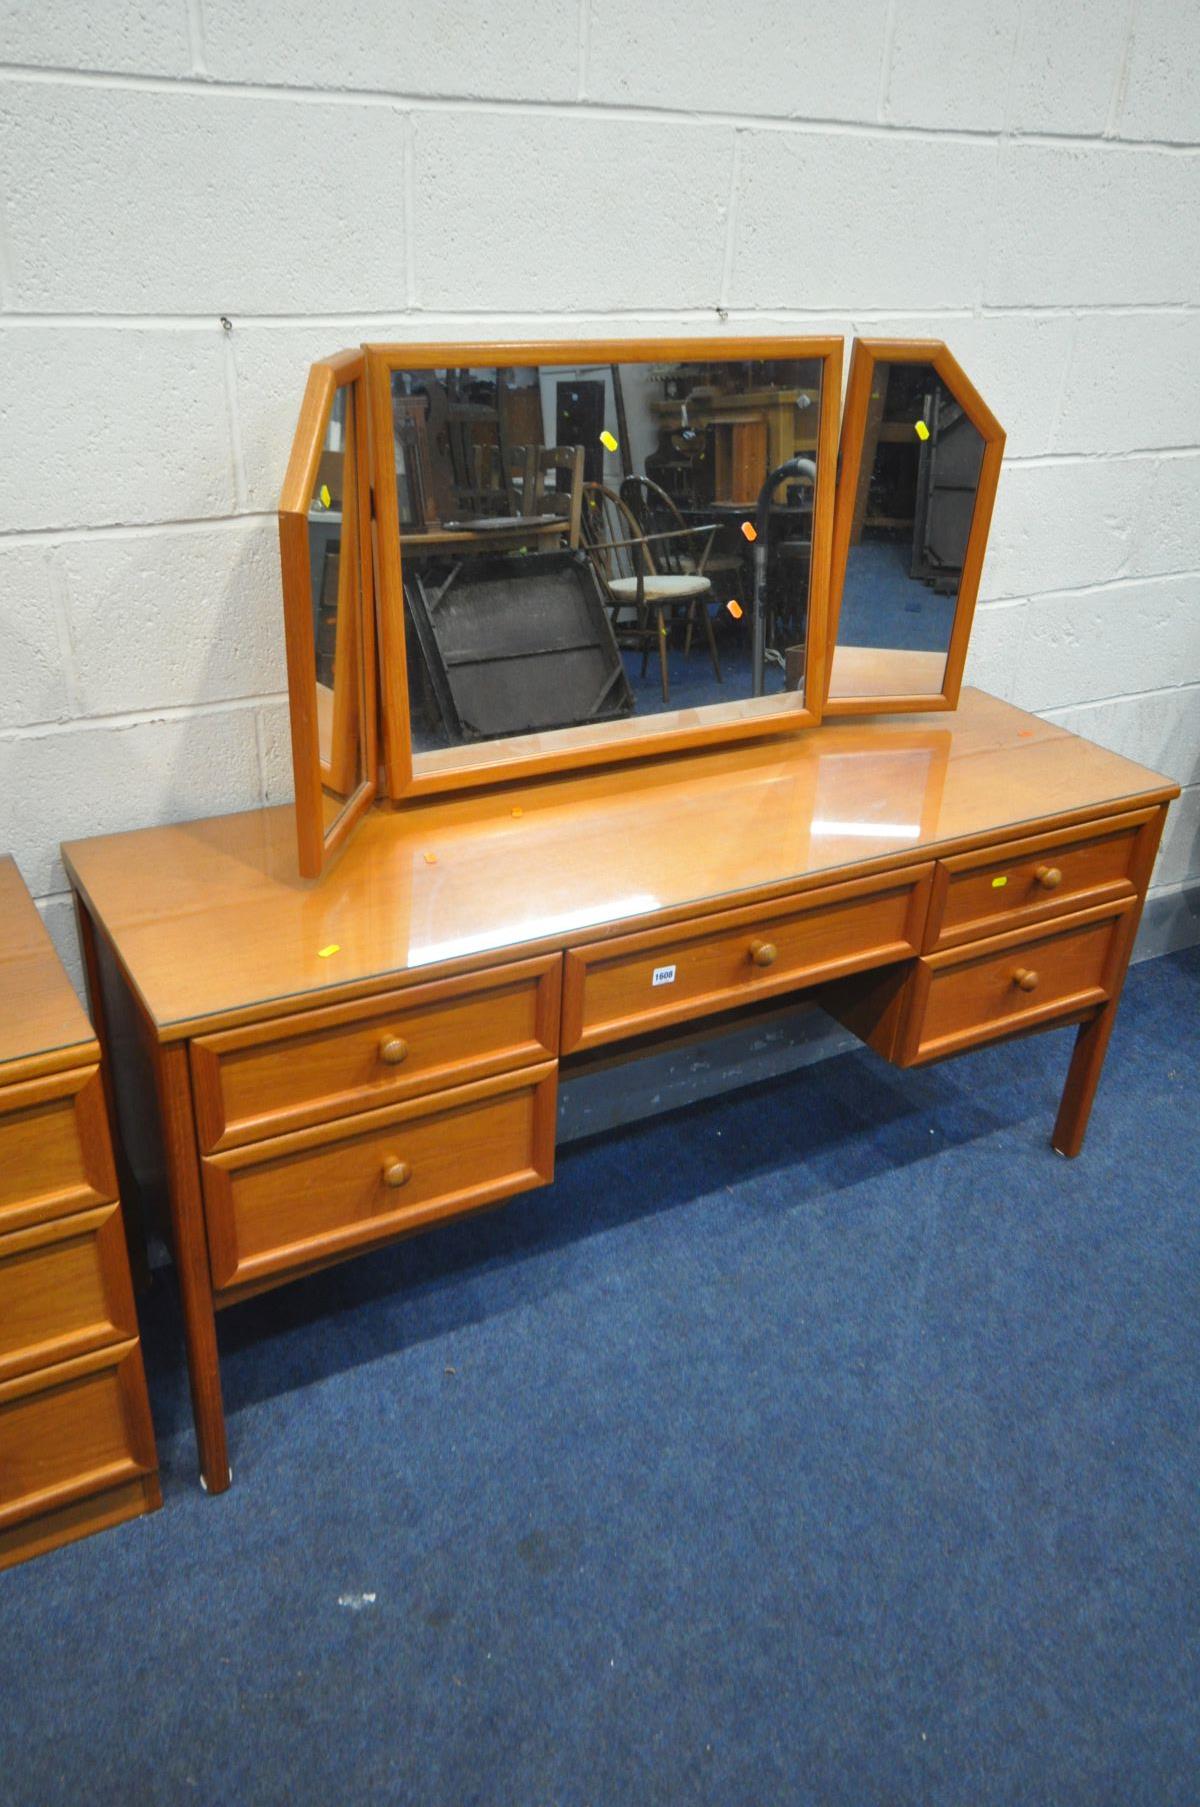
<box><xmin>620</xmin><ymin>474</ymin><xmax>747</xmax><ymax>614</ymax></box>
<box><xmin>580</xmin><ymin>483</ymin><xmax>722</xmax><ymax>704</ymax></box>
<box><xmin>507</xmin><ymin>444</ymin><xmax>585</xmax><ymax>547</ymax></box>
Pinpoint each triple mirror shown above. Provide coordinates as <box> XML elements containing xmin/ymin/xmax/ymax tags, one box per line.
<box><xmin>278</xmin><ymin>336</ymin><xmax>1004</xmax><ymax>877</ymax></box>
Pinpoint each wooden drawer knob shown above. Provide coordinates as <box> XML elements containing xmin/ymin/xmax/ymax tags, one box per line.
<box><xmin>379</xmin><ymin>1035</ymin><xmax>409</xmax><ymax>1066</ymax></box>
<box><xmin>382</xmin><ymin>1159</ymin><xmax>412</xmax><ymax>1189</ymax></box>
<box><xmin>1035</xmin><ymin>866</ymin><xmax>1063</xmax><ymax>890</ymax></box>
<box><xmin>749</xmin><ymin>939</ymin><xmax>778</xmax><ymax>968</ymax></box>
<box><xmin>1012</xmin><ymin>968</ymin><xmax>1040</xmax><ymax>992</ymax></box>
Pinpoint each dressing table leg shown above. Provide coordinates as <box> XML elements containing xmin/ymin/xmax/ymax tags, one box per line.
<box><xmin>1052</xmin><ymin>1004</ymin><xmax>1120</xmax><ymax>1158</ymax></box>
<box><xmin>1052</xmin><ymin>806</ymin><xmax>1164</xmax><ymax>1158</ymax></box>
<box><xmin>150</xmin><ymin>1040</ymin><xmax>231</xmax><ymax>1495</ymax></box>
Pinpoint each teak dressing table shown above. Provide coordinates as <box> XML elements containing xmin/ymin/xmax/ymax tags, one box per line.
<box><xmin>61</xmin><ymin>337</ymin><xmax>1178</xmax><ymax>1494</ymax></box>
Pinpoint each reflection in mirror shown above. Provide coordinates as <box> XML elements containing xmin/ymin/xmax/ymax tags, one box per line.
<box><xmin>829</xmin><ymin>361</ymin><xmax>984</xmax><ymax>701</ymax></box>
<box><xmin>308</xmin><ymin>384</ymin><xmax>364</xmax><ymax>829</ymax></box>
<box><xmin>386</xmin><ymin>359</ymin><xmax>825</xmax><ymax>753</ymax></box>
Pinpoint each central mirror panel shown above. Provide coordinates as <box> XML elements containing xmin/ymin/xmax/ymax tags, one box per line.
<box><xmin>370</xmin><ymin>345</ymin><xmax>839</xmax><ymax>788</ymax></box>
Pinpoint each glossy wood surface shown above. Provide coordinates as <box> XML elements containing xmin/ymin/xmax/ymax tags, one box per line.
<box><xmin>0</xmin><ymin>857</ymin><xmax>97</xmax><ymax>1084</ymax></box>
<box><xmin>190</xmin><ymin>953</ymin><xmax>561</xmax><ymax>1152</ymax></box>
<box><xmin>63</xmin><ymin>691</ymin><xmax>1178</xmax><ymax>1043</ymax></box>
<box><xmin>201</xmin><ymin>1062</ymin><xmax>558</xmax><ymax>1290</ymax></box>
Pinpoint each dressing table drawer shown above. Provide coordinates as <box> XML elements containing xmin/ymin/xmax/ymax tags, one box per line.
<box><xmin>191</xmin><ymin>955</ymin><xmax>561</xmax><ymax>1152</ymax></box>
<box><xmin>0</xmin><ymin>1341</ymin><xmax>157</xmax><ymax>1546</ymax></box>
<box><xmin>562</xmin><ymin>867</ymin><xmax>933</xmax><ymax>1053</ymax></box>
<box><xmin>904</xmin><ymin>899</ymin><xmax>1136</xmax><ymax>1064</ymax></box>
<box><xmin>0</xmin><ymin>1067</ymin><xmax>118</xmax><ymax>1231</ymax></box>
<box><xmin>927</xmin><ymin>810</ymin><xmax>1153</xmax><ymax>951</ymax></box>
<box><xmin>0</xmin><ymin>1204</ymin><xmax>138</xmax><ymax>1385</ymax></box>
<box><xmin>201</xmin><ymin>1062</ymin><xmax>558</xmax><ymax>1291</ymax></box>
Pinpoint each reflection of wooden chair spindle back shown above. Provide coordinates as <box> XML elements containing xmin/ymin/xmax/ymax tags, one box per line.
<box><xmin>580</xmin><ymin>483</ymin><xmax>723</xmax><ymax>705</ymax></box>
<box><xmin>507</xmin><ymin>444</ymin><xmax>585</xmax><ymax>546</ymax></box>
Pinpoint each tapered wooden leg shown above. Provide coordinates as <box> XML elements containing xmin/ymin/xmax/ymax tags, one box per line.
<box><xmin>149</xmin><ymin>1040</ymin><xmax>231</xmax><ymax>1494</ymax></box>
<box><xmin>73</xmin><ymin>893</ymin><xmax>151</xmax><ymax>1294</ymax></box>
<box><xmin>1052</xmin><ymin>1003</ymin><xmax>1120</xmax><ymax>1157</ymax></box>
<box><xmin>1052</xmin><ymin>805</ymin><xmax>1166</xmax><ymax>1158</ymax></box>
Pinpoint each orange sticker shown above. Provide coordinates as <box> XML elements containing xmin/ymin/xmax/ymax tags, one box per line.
<box><xmin>740</xmin><ymin>521</ymin><xmax>757</xmax><ymax>543</ymax></box>
<box><xmin>511</xmin><ymin>807</ymin><xmax>523</xmax><ymax>817</ymax></box>
<box><xmin>726</xmin><ymin>599</ymin><xmax>744</xmax><ymax>619</ymax></box>
<box><xmin>317</xmin><ymin>943</ymin><xmax>340</xmax><ymax>958</ymax></box>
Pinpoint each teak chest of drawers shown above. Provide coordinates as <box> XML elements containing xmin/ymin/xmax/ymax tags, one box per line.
<box><xmin>62</xmin><ymin>692</ymin><xmax>1178</xmax><ymax>1496</ymax></box>
<box><xmin>0</xmin><ymin>858</ymin><xmax>159</xmax><ymax>1569</ymax></box>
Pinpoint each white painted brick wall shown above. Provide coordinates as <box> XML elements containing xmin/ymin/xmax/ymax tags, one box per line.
<box><xmin>0</xmin><ymin>0</ymin><xmax>1196</xmax><ymax>995</ymax></box>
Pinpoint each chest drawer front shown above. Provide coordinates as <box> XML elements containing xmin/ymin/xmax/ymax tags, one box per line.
<box><xmin>908</xmin><ymin>900</ymin><xmax>1135</xmax><ymax>1063</ymax></box>
<box><xmin>0</xmin><ymin>1342</ymin><xmax>157</xmax><ymax>1537</ymax></box>
<box><xmin>928</xmin><ymin>810</ymin><xmax>1153</xmax><ymax>951</ymax></box>
<box><xmin>191</xmin><ymin>955</ymin><xmax>561</xmax><ymax>1153</ymax></box>
<box><xmin>0</xmin><ymin>1067</ymin><xmax>118</xmax><ymax>1232</ymax></box>
<box><xmin>0</xmin><ymin>1204</ymin><xmax>138</xmax><ymax>1385</ymax></box>
<box><xmin>202</xmin><ymin>1062</ymin><xmax>558</xmax><ymax>1292</ymax></box>
<box><xmin>562</xmin><ymin>867</ymin><xmax>934</xmax><ymax>1054</ymax></box>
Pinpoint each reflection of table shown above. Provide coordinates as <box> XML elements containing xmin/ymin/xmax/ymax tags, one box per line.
<box><xmin>401</xmin><ymin>516</ymin><xmax>571</xmax><ymax>555</ymax></box>
<box><xmin>652</xmin><ymin>389</ymin><xmax>819</xmax><ymax>503</ymax></box>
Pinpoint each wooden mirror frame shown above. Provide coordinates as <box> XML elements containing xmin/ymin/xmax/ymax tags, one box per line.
<box><xmin>279</xmin><ymin>350</ymin><xmax>378</xmax><ymax>878</ymax></box>
<box><xmin>822</xmin><ymin>339</ymin><xmax>1005</xmax><ymax>717</ymax></box>
<box><xmin>363</xmin><ymin>337</ymin><xmax>842</xmax><ymax>801</ymax></box>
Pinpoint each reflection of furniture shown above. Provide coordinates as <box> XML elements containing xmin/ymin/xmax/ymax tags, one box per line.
<box><xmin>403</xmin><ymin>551</ymin><xmax>633</xmax><ymax>744</ymax></box>
<box><xmin>620</xmin><ymin>475</ymin><xmax>747</xmax><ymax>614</ymax></box>
<box><xmin>505</xmin><ymin>445</ymin><xmax>585</xmax><ymax>548</ymax></box>
<box><xmin>65</xmin><ymin>689</ymin><xmax>1179</xmax><ymax>1495</ymax></box>
<box><xmin>0</xmin><ymin>857</ymin><xmax>159</xmax><ymax>1570</ymax></box>
<box><xmin>580</xmin><ymin>484</ymin><xmax>722</xmax><ymax>703</ymax></box>
<box><xmin>650</xmin><ymin>388</ymin><xmax>819</xmax><ymax>504</ymax></box>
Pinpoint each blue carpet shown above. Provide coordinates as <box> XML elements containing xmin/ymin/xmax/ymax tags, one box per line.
<box><xmin>3</xmin><ymin>949</ymin><xmax>1198</xmax><ymax>1805</ymax></box>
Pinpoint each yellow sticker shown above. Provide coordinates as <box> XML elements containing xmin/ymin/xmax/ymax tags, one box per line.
<box><xmin>599</xmin><ymin>430</ymin><xmax>618</xmax><ymax>452</ymax></box>
<box><xmin>991</xmin><ymin>876</ymin><xmax>1008</xmax><ymax>889</ymax></box>
<box><xmin>319</xmin><ymin>483</ymin><xmax>332</xmax><ymax>507</ymax></box>
<box><xmin>726</xmin><ymin>599</ymin><xmax>744</xmax><ymax>620</ymax></box>
<box><xmin>511</xmin><ymin>807</ymin><xmax>523</xmax><ymax>817</ymax></box>
<box><xmin>740</xmin><ymin>521</ymin><xmax>757</xmax><ymax>543</ymax></box>
<box><xmin>423</xmin><ymin>852</ymin><xmax>438</xmax><ymax>865</ymax></box>
<box><xmin>914</xmin><ymin>420</ymin><xmax>930</xmax><ymax>442</ymax></box>
<box><xmin>317</xmin><ymin>943</ymin><xmax>340</xmax><ymax>958</ymax></box>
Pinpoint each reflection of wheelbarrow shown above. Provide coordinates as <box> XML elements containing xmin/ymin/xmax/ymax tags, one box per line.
<box><xmin>751</xmin><ymin>457</ymin><xmax>817</xmax><ymax>696</ymax></box>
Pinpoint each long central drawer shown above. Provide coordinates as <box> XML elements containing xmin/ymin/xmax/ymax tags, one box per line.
<box><xmin>561</xmin><ymin>866</ymin><xmax>934</xmax><ymax>1053</ymax></box>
